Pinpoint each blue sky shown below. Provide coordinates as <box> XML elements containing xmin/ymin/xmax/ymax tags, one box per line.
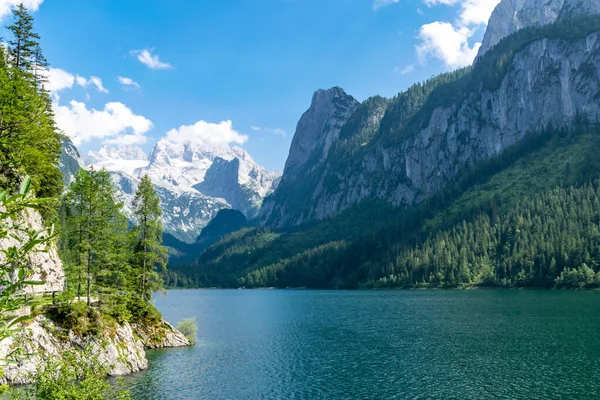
<box><xmin>2</xmin><ymin>0</ymin><xmax>500</xmax><ymax>171</ymax></box>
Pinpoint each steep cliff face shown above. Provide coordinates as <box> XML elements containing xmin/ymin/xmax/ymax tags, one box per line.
<box><xmin>478</xmin><ymin>0</ymin><xmax>600</xmax><ymax>56</ymax></box>
<box><xmin>58</xmin><ymin>138</ymin><xmax>84</xmax><ymax>186</ymax></box>
<box><xmin>261</xmin><ymin>18</ymin><xmax>600</xmax><ymax>227</ymax></box>
<box><xmin>260</xmin><ymin>87</ymin><xmax>359</xmax><ymax>224</ymax></box>
<box><xmin>0</xmin><ymin>208</ymin><xmax>65</xmax><ymax>295</ymax></box>
<box><xmin>194</xmin><ymin>155</ymin><xmax>279</xmax><ymax>217</ymax></box>
<box><xmin>281</xmin><ymin>87</ymin><xmax>360</xmax><ymax>180</ymax></box>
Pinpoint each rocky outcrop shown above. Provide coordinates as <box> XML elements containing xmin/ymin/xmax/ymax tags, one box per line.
<box><xmin>478</xmin><ymin>0</ymin><xmax>600</xmax><ymax>57</ymax></box>
<box><xmin>0</xmin><ymin>208</ymin><xmax>65</xmax><ymax>295</ymax></box>
<box><xmin>281</xmin><ymin>87</ymin><xmax>359</xmax><ymax>181</ymax></box>
<box><xmin>0</xmin><ymin>314</ymin><xmax>192</xmax><ymax>385</ymax></box>
<box><xmin>0</xmin><ymin>316</ymin><xmax>146</xmax><ymax>385</ymax></box>
<box><xmin>133</xmin><ymin>321</ymin><xmax>191</xmax><ymax>349</ymax></box>
<box><xmin>261</xmin><ymin>23</ymin><xmax>600</xmax><ymax>227</ymax></box>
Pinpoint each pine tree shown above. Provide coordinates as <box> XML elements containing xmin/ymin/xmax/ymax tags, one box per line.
<box><xmin>7</xmin><ymin>4</ymin><xmax>40</xmax><ymax>73</ymax></box>
<box><xmin>64</xmin><ymin>168</ymin><xmax>129</xmax><ymax>305</ymax></box>
<box><xmin>132</xmin><ymin>175</ymin><xmax>167</xmax><ymax>301</ymax></box>
<box><xmin>0</xmin><ymin>4</ymin><xmax>62</xmax><ymax>203</ymax></box>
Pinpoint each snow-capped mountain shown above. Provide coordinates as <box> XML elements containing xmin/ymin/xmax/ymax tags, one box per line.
<box><xmin>78</xmin><ymin>140</ymin><xmax>281</xmax><ymax>243</ymax></box>
<box><xmin>86</xmin><ymin>145</ymin><xmax>148</xmax><ymax>177</ymax></box>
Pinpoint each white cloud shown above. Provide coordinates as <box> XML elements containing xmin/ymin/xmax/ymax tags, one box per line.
<box><xmin>415</xmin><ymin>0</ymin><xmax>500</xmax><ymax>69</ymax></box>
<box><xmin>131</xmin><ymin>49</ymin><xmax>173</xmax><ymax>70</ymax></box>
<box><xmin>249</xmin><ymin>126</ymin><xmax>286</xmax><ymax>137</ymax></box>
<box><xmin>166</xmin><ymin>120</ymin><xmax>247</xmax><ymax>147</ymax></box>
<box><xmin>424</xmin><ymin>0</ymin><xmax>499</xmax><ymax>25</ymax></box>
<box><xmin>89</xmin><ymin>76</ymin><xmax>108</xmax><ymax>94</ymax></box>
<box><xmin>45</xmin><ymin>68</ymin><xmax>75</xmax><ymax>92</ymax></box>
<box><xmin>0</xmin><ymin>0</ymin><xmax>44</xmax><ymax>19</ymax></box>
<box><xmin>75</xmin><ymin>75</ymin><xmax>88</xmax><ymax>87</ymax></box>
<box><xmin>417</xmin><ymin>22</ymin><xmax>480</xmax><ymax>68</ymax></box>
<box><xmin>117</xmin><ymin>76</ymin><xmax>140</xmax><ymax>90</ymax></box>
<box><xmin>44</xmin><ymin>68</ymin><xmax>109</xmax><ymax>95</ymax></box>
<box><xmin>54</xmin><ymin>100</ymin><xmax>153</xmax><ymax>146</ymax></box>
<box><xmin>373</xmin><ymin>0</ymin><xmax>399</xmax><ymax>10</ymax></box>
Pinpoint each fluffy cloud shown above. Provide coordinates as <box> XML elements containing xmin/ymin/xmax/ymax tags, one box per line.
<box><xmin>54</xmin><ymin>100</ymin><xmax>153</xmax><ymax>146</ymax></box>
<box><xmin>417</xmin><ymin>22</ymin><xmax>480</xmax><ymax>68</ymax></box>
<box><xmin>416</xmin><ymin>0</ymin><xmax>501</xmax><ymax>69</ymax></box>
<box><xmin>45</xmin><ymin>68</ymin><xmax>75</xmax><ymax>92</ymax></box>
<box><xmin>117</xmin><ymin>76</ymin><xmax>140</xmax><ymax>89</ymax></box>
<box><xmin>131</xmin><ymin>49</ymin><xmax>172</xmax><ymax>70</ymax></box>
<box><xmin>373</xmin><ymin>0</ymin><xmax>399</xmax><ymax>10</ymax></box>
<box><xmin>166</xmin><ymin>120</ymin><xmax>247</xmax><ymax>147</ymax></box>
<box><xmin>44</xmin><ymin>68</ymin><xmax>109</xmax><ymax>95</ymax></box>
<box><xmin>424</xmin><ymin>0</ymin><xmax>500</xmax><ymax>25</ymax></box>
<box><xmin>0</xmin><ymin>0</ymin><xmax>44</xmax><ymax>19</ymax></box>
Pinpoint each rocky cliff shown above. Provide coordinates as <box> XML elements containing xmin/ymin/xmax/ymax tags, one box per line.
<box><xmin>261</xmin><ymin>13</ymin><xmax>600</xmax><ymax>227</ymax></box>
<box><xmin>58</xmin><ymin>138</ymin><xmax>84</xmax><ymax>186</ymax></box>
<box><xmin>0</xmin><ymin>315</ymin><xmax>190</xmax><ymax>385</ymax></box>
<box><xmin>478</xmin><ymin>0</ymin><xmax>600</xmax><ymax>56</ymax></box>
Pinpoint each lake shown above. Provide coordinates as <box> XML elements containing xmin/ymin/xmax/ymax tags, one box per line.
<box><xmin>122</xmin><ymin>290</ymin><xmax>600</xmax><ymax>399</ymax></box>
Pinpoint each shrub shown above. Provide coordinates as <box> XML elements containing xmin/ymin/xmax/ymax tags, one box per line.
<box><xmin>177</xmin><ymin>318</ymin><xmax>198</xmax><ymax>345</ymax></box>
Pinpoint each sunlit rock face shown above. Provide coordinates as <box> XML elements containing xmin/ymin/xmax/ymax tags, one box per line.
<box><xmin>478</xmin><ymin>0</ymin><xmax>600</xmax><ymax>57</ymax></box>
<box><xmin>261</xmin><ymin>28</ymin><xmax>600</xmax><ymax>227</ymax></box>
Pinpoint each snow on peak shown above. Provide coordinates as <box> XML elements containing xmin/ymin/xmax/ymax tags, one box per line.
<box><xmin>86</xmin><ymin>145</ymin><xmax>149</xmax><ymax>177</ymax></box>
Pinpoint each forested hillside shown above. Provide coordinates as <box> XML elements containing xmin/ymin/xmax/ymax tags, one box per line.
<box><xmin>186</xmin><ymin>15</ymin><xmax>600</xmax><ymax>288</ymax></box>
<box><xmin>190</xmin><ymin>123</ymin><xmax>600</xmax><ymax>289</ymax></box>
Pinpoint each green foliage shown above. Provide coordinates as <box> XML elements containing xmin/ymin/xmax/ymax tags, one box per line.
<box><xmin>61</xmin><ymin>168</ymin><xmax>130</xmax><ymax>306</ymax></box>
<box><xmin>44</xmin><ymin>301</ymin><xmax>103</xmax><ymax>337</ymax></box>
<box><xmin>125</xmin><ymin>294</ymin><xmax>162</xmax><ymax>325</ymax></box>
<box><xmin>0</xmin><ymin>5</ymin><xmax>62</xmax><ymax>204</ymax></box>
<box><xmin>366</xmin><ymin>182</ymin><xmax>600</xmax><ymax>288</ymax></box>
<box><xmin>11</xmin><ymin>347</ymin><xmax>131</xmax><ymax>400</ymax></box>
<box><xmin>177</xmin><ymin>318</ymin><xmax>197</xmax><ymax>345</ymax></box>
<box><xmin>0</xmin><ymin>177</ymin><xmax>54</xmax><ymax>362</ymax></box>
<box><xmin>132</xmin><ymin>175</ymin><xmax>167</xmax><ymax>302</ymax></box>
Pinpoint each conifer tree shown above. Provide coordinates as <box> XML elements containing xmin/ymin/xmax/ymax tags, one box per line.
<box><xmin>132</xmin><ymin>175</ymin><xmax>167</xmax><ymax>301</ymax></box>
<box><xmin>7</xmin><ymin>3</ymin><xmax>40</xmax><ymax>73</ymax></box>
<box><xmin>64</xmin><ymin>168</ymin><xmax>129</xmax><ymax>305</ymax></box>
<box><xmin>0</xmin><ymin>4</ymin><xmax>62</xmax><ymax>202</ymax></box>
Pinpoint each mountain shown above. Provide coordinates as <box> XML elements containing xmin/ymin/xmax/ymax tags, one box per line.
<box><xmin>188</xmin><ymin>3</ymin><xmax>600</xmax><ymax>289</ymax></box>
<box><xmin>86</xmin><ymin>145</ymin><xmax>148</xmax><ymax>177</ymax></box>
<box><xmin>78</xmin><ymin>140</ymin><xmax>280</xmax><ymax>243</ymax></box>
<box><xmin>478</xmin><ymin>0</ymin><xmax>600</xmax><ymax>57</ymax></box>
<box><xmin>260</xmin><ymin>8</ymin><xmax>600</xmax><ymax>228</ymax></box>
<box><xmin>58</xmin><ymin>138</ymin><xmax>84</xmax><ymax>186</ymax></box>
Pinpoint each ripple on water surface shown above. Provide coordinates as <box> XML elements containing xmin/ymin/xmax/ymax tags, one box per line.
<box><xmin>121</xmin><ymin>290</ymin><xmax>600</xmax><ymax>400</ymax></box>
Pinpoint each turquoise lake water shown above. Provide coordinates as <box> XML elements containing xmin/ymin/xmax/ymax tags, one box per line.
<box><xmin>123</xmin><ymin>289</ymin><xmax>600</xmax><ymax>399</ymax></box>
